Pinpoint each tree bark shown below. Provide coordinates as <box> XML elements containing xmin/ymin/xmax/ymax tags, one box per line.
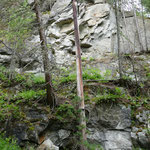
<box><xmin>34</xmin><ymin>0</ymin><xmax>56</xmax><ymax>108</ymax></box>
<box><xmin>72</xmin><ymin>0</ymin><xmax>87</xmax><ymax>149</ymax></box>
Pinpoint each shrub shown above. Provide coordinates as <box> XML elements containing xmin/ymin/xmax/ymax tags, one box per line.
<box><xmin>55</xmin><ymin>103</ymin><xmax>78</xmax><ymax>122</ymax></box>
<box><xmin>59</xmin><ymin>68</ymin><xmax>102</xmax><ymax>83</ymax></box>
<box><xmin>16</xmin><ymin>90</ymin><xmax>46</xmax><ymax>101</ymax></box>
<box><xmin>32</xmin><ymin>75</ymin><xmax>45</xmax><ymax>84</ymax></box>
<box><xmin>0</xmin><ymin>134</ymin><xmax>21</xmax><ymax>150</ymax></box>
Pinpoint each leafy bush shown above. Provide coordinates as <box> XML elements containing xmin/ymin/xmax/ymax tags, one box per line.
<box><xmin>0</xmin><ymin>134</ymin><xmax>21</xmax><ymax>150</ymax></box>
<box><xmin>32</xmin><ymin>75</ymin><xmax>45</xmax><ymax>84</ymax></box>
<box><xmin>59</xmin><ymin>68</ymin><xmax>102</xmax><ymax>83</ymax></box>
<box><xmin>55</xmin><ymin>103</ymin><xmax>78</xmax><ymax>122</ymax></box>
<box><xmin>92</xmin><ymin>94</ymin><xmax>124</xmax><ymax>104</ymax></box>
<box><xmin>0</xmin><ymin>90</ymin><xmax>20</xmax><ymax>121</ymax></box>
<box><xmin>84</xmin><ymin>141</ymin><xmax>103</xmax><ymax>150</ymax></box>
<box><xmin>16</xmin><ymin>90</ymin><xmax>46</xmax><ymax>101</ymax></box>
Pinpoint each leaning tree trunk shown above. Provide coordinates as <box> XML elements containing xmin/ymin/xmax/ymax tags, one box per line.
<box><xmin>115</xmin><ymin>0</ymin><xmax>122</xmax><ymax>79</ymax></box>
<box><xmin>72</xmin><ymin>0</ymin><xmax>87</xmax><ymax>149</ymax></box>
<box><xmin>34</xmin><ymin>0</ymin><xmax>56</xmax><ymax>108</ymax></box>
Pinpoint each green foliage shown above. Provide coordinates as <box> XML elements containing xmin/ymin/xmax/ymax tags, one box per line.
<box><xmin>84</xmin><ymin>141</ymin><xmax>103</xmax><ymax>150</ymax></box>
<box><xmin>92</xmin><ymin>87</ymin><xmax>125</xmax><ymax>104</ymax></box>
<box><xmin>0</xmin><ymin>134</ymin><xmax>20</xmax><ymax>150</ymax></box>
<box><xmin>0</xmin><ymin>0</ymin><xmax>34</xmax><ymax>52</ymax></box>
<box><xmin>82</xmin><ymin>68</ymin><xmax>102</xmax><ymax>80</ymax></box>
<box><xmin>60</xmin><ymin>68</ymin><xmax>102</xmax><ymax>83</ymax></box>
<box><xmin>55</xmin><ymin>103</ymin><xmax>78</xmax><ymax>122</ymax></box>
<box><xmin>0</xmin><ymin>65</ymin><xmax>45</xmax><ymax>87</ymax></box>
<box><xmin>0</xmin><ymin>90</ymin><xmax>20</xmax><ymax>121</ymax></box>
<box><xmin>92</xmin><ymin>93</ymin><xmax>124</xmax><ymax>104</ymax></box>
<box><xmin>146</xmin><ymin>72</ymin><xmax>150</xmax><ymax>79</ymax></box>
<box><xmin>32</xmin><ymin>75</ymin><xmax>45</xmax><ymax>84</ymax></box>
<box><xmin>142</xmin><ymin>0</ymin><xmax>150</xmax><ymax>12</ymax></box>
<box><xmin>0</xmin><ymin>65</ymin><xmax>11</xmax><ymax>85</ymax></box>
<box><xmin>15</xmin><ymin>73</ymin><xmax>26</xmax><ymax>82</ymax></box>
<box><xmin>103</xmin><ymin>69</ymin><xmax>111</xmax><ymax>79</ymax></box>
<box><xmin>89</xmin><ymin>57</ymin><xmax>95</xmax><ymax>61</ymax></box>
<box><xmin>16</xmin><ymin>90</ymin><xmax>46</xmax><ymax>101</ymax></box>
<box><xmin>81</xmin><ymin>57</ymin><xmax>87</xmax><ymax>61</ymax></box>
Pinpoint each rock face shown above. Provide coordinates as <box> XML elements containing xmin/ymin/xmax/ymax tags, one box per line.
<box><xmin>36</xmin><ymin>103</ymin><xmax>132</xmax><ymax>150</ymax></box>
<box><xmin>44</xmin><ymin>1</ymin><xmax>115</xmax><ymax>66</ymax></box>
<box><xmin>1</xmin><ymin>0</ymin><xmax>150</xmax><ymax>75</ymax></box>
<box><xmin>4</xmin><ymin>101</ymin><xmax>150</xmax><ymax>149</ymax></box>
<box><xmin>24</xmin><ymin>0</ymin><xmax>150</xmax><ymax>73</ymax></box>
<box><xmin>131</xmin><ymin>110</ymin><xmax>150</xmax><ymax>149</ymax></box>
<box><xmin>86</xmin><ymin>103</ymin><xmax>132</xmax><ymax>149</ymax></box>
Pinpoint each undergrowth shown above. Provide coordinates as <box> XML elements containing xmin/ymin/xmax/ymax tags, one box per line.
<box><xmin>0</xmin><ymin>134</ymin><xmax>20</xmax><ymax>150</ymax></box>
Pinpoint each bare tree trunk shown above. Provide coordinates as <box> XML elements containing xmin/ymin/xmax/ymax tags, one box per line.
<box><xmin>34</xmin><ymin>0</ymin><xmax>56</xmax><ymax>108</ymax></box>
<box><xmin>132</xmin><ymin>0</ymin><xmax>144</xmax><ymax>52</ymax></box>
<box><xmin>115</xmin><ymin>0</ymin><xmax>122</xmax><ymax>79</ymax></box>
<box><xmin>72</xmin><ymin>0</ymin><xmax>87</xmax><ymax>149</ymax></box>
<box><xmin>141</xmin><ymin>0</ymin><xmax>148</xmax><ymax>52</ymax></box>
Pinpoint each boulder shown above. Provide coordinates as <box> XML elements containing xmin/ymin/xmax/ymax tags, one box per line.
<box><xmin>37</xmin><ymin>139</ymin><xmax>59</xmax><ymax>150</ymax></box>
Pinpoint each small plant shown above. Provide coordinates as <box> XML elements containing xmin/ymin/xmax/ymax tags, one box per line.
<box><xmin>15</xmin><ymin>73</ymin><xmax>26</xmax><ymax>82</ymax></box>
<box><xmin>92</xmin><ymin>93</ymin><xmax>124</xmax><ymax>104</ymax></box>
<box><xmin>89</xmin><ymin>57</ymin><xmax>95</xmax><ymax>61</ymax></box>
<box><xmin>0</xmin><ymin>134</ymin><xmax>21</xmax><ymax>150</ymax></box>
<box><xmin>81</xmin><ymin>57</ymin><xmax>87</xmax><ymax>61</ymax></box>
<box><xmin>16</xmin><ymin>89</ymin><xmax>46</xmax><ymax>101</ymax></box>
<box><xmin>104</xmin><ymin>69</ymin><xmax>111</xmax><ymax>79</ymax></box>
<box><xmin>32</xmin><ymin>75</ymin><xmax>45</xmax><ymax>84</ymax></box>
<box><xmin>82</xmin><ymin>68</ymin><xmax>102</xmax><ymax>80</ymax></box>
<box><xmin>60</xmin><ymin>73</ymin><xmax>76</xmax><ymax>83</ymax></box>
<box><xmin>84</xmin><ymin>141</ymin><xmax>103</xmax><ymax>150</ymax></box>
<box><xmin>0</xmin><ymin>99</ymin><xmax>20</xmax><ymax>121</ymax></box>
<box><xmin>55</xmin><ymin>103</ymin><xmax>78</xmax><ymax>122</ymax></box>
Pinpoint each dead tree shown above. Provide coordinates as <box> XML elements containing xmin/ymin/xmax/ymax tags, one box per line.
<box><xmin>72</xmin><ymin>0</ymin><xmax>87</xmax><ymax>149</ymax></box>
<box><xmin>34</xmin><ymin>0</ymin><xmax>56</xmax><ymax>108</ymax></box>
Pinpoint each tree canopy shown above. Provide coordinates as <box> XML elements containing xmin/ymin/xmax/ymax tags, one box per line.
<box><xmin>142</xmin><ymin>0</ymin><xmax>150</xmax><ymax>12</ymax></box>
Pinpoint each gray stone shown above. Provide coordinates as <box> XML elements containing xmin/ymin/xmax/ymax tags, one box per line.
<box><xmin>94</xmin><ymin>0</ymin><xmax>106</xmax><ymax>4</ymax></box>
<box><xmin>0</xmin><ymin>55</ymin><xmax>11</xmax><ymax>63</ymax></box>
<box><xmin>104</xmin><ymin>131</ymin><xmax>132</xmax><ymax>150</ymax></box>
<box><xmin>83</xmin><ymin>4</ymin><xmax>110</xmax><ymax>21</ymax></box>
<box><xmin>124</xmin><ymin>11</ymin><xmax>134</xmax><ymax>18</ymax></box>
<box><xmin>137</xmin><ymin>131</ymin><xmax>150</xmax><ymax>149</ymax></box>
<box><xmin>42</xmin><ymin>14</ymin><xmax>50</xmax><ymax>25</ymax></box>
<box><xmin>87</xmin><ymin>128</ymin><xmax>105</xmax><ymax>143</ymax></box>
<box><xmin>37</xmin><ymin>139</ymin><xmax>59</xmax><ymax>150</ymax></box>
<box><xmin>0</xmin><ymin>49</ymin><xmax>12</xmax><ymax>55</ymax></box>
<box><xmin>88</xmin><ymin>103</ymin><xmax>131</xmax><ymax>130</ymax></box>
<box><xmin>50</xmin><ymin>0</ymin><xmax>71</xmax><ymax>17</ymax></box>
<box><xmin>58</xmin><ymin>129</ymin><xmax>70</xmax><ymax>140</ymax></box>
<box><xmin>27</xmin><ymin>0</ymin><xmax>34</xmax><ymax>5</ymax></box>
